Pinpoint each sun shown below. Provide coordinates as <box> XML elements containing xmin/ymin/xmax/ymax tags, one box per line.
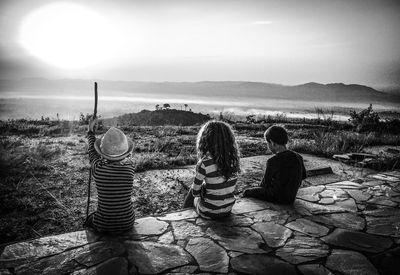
<box><xmin>18</xmin><ymin>2</ymin><xmax>119</xmax><ymax>69</ymax></box>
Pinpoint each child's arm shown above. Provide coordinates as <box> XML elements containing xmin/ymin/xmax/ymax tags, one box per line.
<box><xmin>87</xmin><ymin>117</ymin><xmax>101</xmax><ymax>165</ymax></box>
<box><xmin>191</xmin><ymin>160</ymin><xmax>206</xmax><ymax>197</ymax></box>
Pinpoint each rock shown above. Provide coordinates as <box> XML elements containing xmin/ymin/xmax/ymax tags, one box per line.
<box><xmin>298</xmin><ymin>264</ymin><xmax>334</xmax><ymax>275</ymax></box>
<box><xmin>371</xmin><ymin>247</ymin><xmax>400</xmax><ymax>275</ymax></box>
<box><xmin>0</xmin><ymin>231</ymin><xmax>98</xmax><ymax>262</ymax></box>
<box><xmin>206</xmin><ymin>225</ymin><xmax>268</xmax><ymax>254</ymax></box>
<box><xmin>185</xmin><ymin>238</ymin><xmax>228</xmax><ymax>273</ymax></box>
<box><xmin>368</xmin><ymin>174</ymin><xmax>400</xmax><ymax>182</ymax></box>
<box><xmin>169</xmin><ymin>265</ymin><xmax>198</xmax><ymax>273</ymax></box>
<box><xmin>231</xmin><ymin>198</ymin><xmax>270</xmax><ymax>214</ymax></box>
<box><xmin>158</xmin><ymin>231</ymin><xmax>174</xmax><ymax>244</ymax></box>
<box><xmin>304</xmin><ymin>174</ymin><xmax>343</xmax><ymax>186</ymax></box>
<box><xmin>326</xmin><ymin>249</ymin><xmax>378</xmax><ymax>275</ymax></box>
<box><xmin>320</xmin><ymin>188</ymin><xmax>348</xmax><ymax>199</ymax></box>
<box><xmin>71</xmin><ymin>257</ymin><xmax>128</xmax><ymax>275</ymax></box>
<box><xmin>293</xmin><ymin>199</ymin><xmax>346</xmax><ymax>215</ymax></box>
<box><xmin>363</xmin><ymin>207</ymin><xmax>400</xmax><ymax>217</ymax></box>
<box><xmin>367</xmin><ymin>196</ymin><xmax>397</xmax><ymax>207</ymax></box>
<box><xmin>363</xmin><ymin>180</ymin><xmax>386</xmax><ymax>187</ymax></box>
<box><xmin>333</xmin><ymin>198</ymin><xmax>358</xmax><ymax>212</ymax></box>
<box><xmin>228</xmin><ymin>251</ymin><xmax>243</xmax><ymax>258</ymax></box>
<box><xmin>321</xmin><ymin>228</ymin><xmax>393</xmax><ymax>253</ymax></box>
<box><xmin>366</xmin><ymin>216</ymin><xmax>400</xmax><ymax>237</ymax></box>
<box><xmin>285</xmin><ymin>218</ymin><xmax>329</xmax><ymax>237</ymax></box>
<box><xmin>15</xmin><ymin>241</ymin><xmax>125</xmax><ymax>275</ymax></box>
<box><xmin>326</xmin><ymin>181</ymin><xmax>366</xmax><ymax>189</ymax></box>
<box><xmin>275</xmin><ymin>236</ymin><xmax>329</xmax><ymax>264</ymax></box>
<box><xmin>251</xmin><ymin>222</ymin><xmax>292</xmax><ymax>248</ymax></box>
<box><xmin>171</xmin><ymin>221</ymin><xmax>205</xmax><ymax>240</ymax></box>
<box><xmin>319</xmin><ymin>198</ymin><xmax>335</xmax><ymax>204</ymax></box>
<box><xmin>126</xmin><ymin>241</ymin><xmax>192</xmax><ymax>274</ymax></box>
<box><xmin>296</xmin><ymin>186</ymin><xmax>324</xmax><ymax>202</ymax></box>
<box><xmin>244</xmin><ymin>209</ymin><xmax>289</xmax><ymax>224</ymax></box>
<box><xmin>132</xmin><ymin>217</ymin><xmax>168</xmax><ymax>235</ymax></box>
<box><xmin>158</xmin><ymin>209</ymin><xmax>198</xmax><ymax>221</ymax></box>
<box><xmin>196</xmin><ymin>215</ymin><xmax>253</xmax><ymax>227</ymax></box>
<box><xmin>346</xmin><ymin>189</ymin><xmax>371</xmax><ymax>202</ymax></box>
<box><xmin>308</xmin><ymin>213</ymin><xmax>365</xmax><ymax>231</ymax></box>
<box><xmin>231</xmin><ymin>254</ymin><xmax>296</xmax><ymax>275</ymax></box>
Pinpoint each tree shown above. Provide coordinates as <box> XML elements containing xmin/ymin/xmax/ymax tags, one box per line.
<box><xmin>155</xmin><ymin>104</ymin><xmax>160</xmax><ymax>110</ymax></box>
<box><xmin>163</xmin><ymin>103</ymin><xmax>170</xmax><ymax>110</ymax></box>
<box><xmin>184</xmin><ymin>104</ymin><xmax>188</xmax><ymax>111</ymax></box>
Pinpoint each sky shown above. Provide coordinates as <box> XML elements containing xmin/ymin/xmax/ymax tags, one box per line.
<box><xmin>0</xmin><ymin>0</ymin><xmax>400</xmax><ymax>89</ymax></box>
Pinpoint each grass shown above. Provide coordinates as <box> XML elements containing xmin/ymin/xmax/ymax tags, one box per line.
<box><xmin>0</xmin><ymin>115</ymin><xmax>399</xmax><ymax>244</ymax></box>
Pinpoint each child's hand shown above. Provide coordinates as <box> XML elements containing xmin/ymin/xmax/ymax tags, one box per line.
<box><xmin>88</xmin><ymin>117</ymin><xmax>98</xmax><ymax>132</ymax></box>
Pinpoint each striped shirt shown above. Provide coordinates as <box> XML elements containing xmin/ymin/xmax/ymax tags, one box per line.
<box><xmin>87</xmin><ymin>132</ymin><xmax>135</xmax><ymax>232</ymax></box>
<box><xmin>192</xmin><ymin>156</ymin><xmax>237</xmax><ymax>219</ymax></box>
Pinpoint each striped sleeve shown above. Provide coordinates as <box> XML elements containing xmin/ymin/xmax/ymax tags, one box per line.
<box><xmin>87</xmin><ymin>131</ymin><xmax>101</xmax><ymax>166</ymax></box>
<box><xmin>192</xmin><ymin>160</ymin><xmax>206</xmax><ymax>197</ymax></box>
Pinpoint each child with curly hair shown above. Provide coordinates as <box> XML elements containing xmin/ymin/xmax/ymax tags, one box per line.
<box><xmin>183</xmin><ymin>120</ymin><xmax>241</xmax><ymax>219</ymax></box>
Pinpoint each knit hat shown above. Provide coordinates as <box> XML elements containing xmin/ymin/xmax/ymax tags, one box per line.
<box><xmin>94</xmin><ymin>127</ymin><xmax>133</xmax><ymax>161</ymax></box>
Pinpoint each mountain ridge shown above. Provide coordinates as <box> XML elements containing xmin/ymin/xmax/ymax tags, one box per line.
<box><xmin>0</xmin><ymin>78</ymin><xmax>398</xmax><ymax>105</ymax></box>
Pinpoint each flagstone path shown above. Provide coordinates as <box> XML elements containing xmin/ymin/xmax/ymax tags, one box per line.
<box><xmin>1</xmin><ymin>167</ymin><xmax>399</xmax><ymax>274</ymax></box>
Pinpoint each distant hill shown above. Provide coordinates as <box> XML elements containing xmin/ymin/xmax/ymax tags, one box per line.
<box><xmin>1</xmin><ymin>78</ymin><xmax>398</xmax><ymax>105</ymax></box>
<box><xmin>106</xmin><ymin>109</ymin><xmax>211</xmax><ymax>126</ymax></box>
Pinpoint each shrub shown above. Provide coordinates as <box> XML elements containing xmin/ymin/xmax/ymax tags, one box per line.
<box><xmin>349</xmin><ymin>104</ymin><xmax>380</xmax><ymax>132</ymax></box>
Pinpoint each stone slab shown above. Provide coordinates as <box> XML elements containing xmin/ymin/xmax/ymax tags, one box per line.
<box><xmin>298</xmin><ymin>264</ymin><xmax>334</xmax><ymax>275</ymax></box>
<box><xmin>231</xmin><ymin>254</ymin><xmax>296</xmax><ymax>275</ymax></box>
<box><xmin>206</xmin><ymin>225</ymin><xmax>269</xmax><ymax>254</ymax></box>
<box><xmin>126</xmin><ymin>241</ymin><xmax>192</xmax><ymax>274</ymax></box>
<box><xmin>285</xmin><ymin>218</ymin><xmax>329</xmax><ymax>237</ymax></box>
<box><xmin>158</xmin><ymin>209</ymin><xmax>198</xmax><ymax>221</ymax></box>
<box><xmin>368</xmin><ymin>174</ymin><xmax>400</xmax><ymax>182</ymax></box>
<box><xmin>0</xmin><ymin>231</ymin><xmax>98</xmax><ymax>263</ymax></box>
<box><xmin>132</xmin><ymin>217</ymin><xmax>168</xmax><ymax>235</ymax></box>
<box><xmin>15</xmin><ymin>241</ymin><xmax>125</xmax><ymax>275</ymax></box>
<box><xmin>196</xmin><ymin>215</ymin><xmax>254</xmax><ymax>227</ymax></box>
<box><xmin>326</xmin><ymin>249</ymin><xmax>378</xmax><ymax>275</ymax></box>
<box><xmin>294</xmin><ymin>199</ymin><xmax>346</xmax><ymax>215</ymax></box>
<box><xmin>320</xmin><ymin>188</ymin><xmax>348</xmax><ymax>199</ymax></box>
<box><xmin>296</xmin><ymin>186</ymin><xmax>325</xmax><ymax>202</ymax></box>
<box><xmin>345</xmin><ymin>189</ymin><xmax>371</xmax><ymax>202</ymax></box>
<box><xmin>321</xmin><ymin>228</ymin><xmax>393</xmax><ymax>253</ymax></box>
<box><xmin>367</xmin><ymin>196</ymin><xmax>397</xmax><ymax>207</ymax></box>
<box><xmin>158</xmin><ymin>231</ymin><xmax>174</xmax><ymax>244</ymax></box>
<box><xmin>319</xmin><ymin>198</ymin><xmax>335</xmax><ymax>205</ymax></box>
<box><xmin>231</xmin><ymin>198</ymin><xmax>270</xmax><ymax>214</ymax></box>
<box><xmin>304</xmin><ymin>174</ymin><xmax>343</xmax><ymax>186</ymax></box>
<box><xmin>71</xmin><ymin>257</ymin><xmax>128</xmax><ymax>275</ymax></box>
<box><xmin>326</xmin><ymin>180</ymin><xmax>366</xmax><ymax>189</ymax></box>
<box><xmin>185</xmin><ymin>238</ymin><xmax>228</xmax><ymax>273</ymax></box>
<box><xmin>308</xmin><ymin>213</ymin><xmax>365</xmax><ymax>231</ymax></box>
<box><xmin>276</xmin><ymin>236</ymin><xmax>329</xmax><ymax>264</ymax></box>
<box><xmin>171</xmin><ymin>221</ymin><xmax>205</xmax><ymax>240</ymax></box>
<box><xmin>244</xmin><ymin>209</ymin><xmax>289</xmax><ymax>224</ymax></box>
<box><xmin>251</xmin><ymin>222</ymin><xmax>292</xmax><ymax>248</ymax></box>
<box><xmin>366</xmin><ymin>215</ymin><xmax>400</xmax><ymax>237</ymax></box>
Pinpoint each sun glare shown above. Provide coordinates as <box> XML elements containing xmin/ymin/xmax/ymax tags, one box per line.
<box><xmin>18</xmin><ymin>2</ymin><xmax>119</xmax><ymax>69</ymax></box>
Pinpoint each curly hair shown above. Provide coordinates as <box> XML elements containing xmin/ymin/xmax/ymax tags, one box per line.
<box><xmin>196</xmin><ymin>120</ymin><xmax>240</xmax><ymax>179</ymax></box>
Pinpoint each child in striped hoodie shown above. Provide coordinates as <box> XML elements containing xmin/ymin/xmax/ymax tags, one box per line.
<box><xmin>183</xmin><ymin>120</ymin><xmax>241</xmax><ymax>219</ymax></box>
<box><xmin>85</xmin><ymin>117</ymin><xmax>135</xmax><ymax>233</ymax></box>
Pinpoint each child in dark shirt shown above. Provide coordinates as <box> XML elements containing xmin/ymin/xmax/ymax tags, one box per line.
<box><xmin>243</xmin><ymin>125</ymin><xmax>306</xmax><ymax>204</ymax></box>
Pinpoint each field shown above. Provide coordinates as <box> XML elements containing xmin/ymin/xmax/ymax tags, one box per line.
<box><xmin>1</xmin><ymin>111</ymin><xmax>400</xmax><ymax>245</ymax></box>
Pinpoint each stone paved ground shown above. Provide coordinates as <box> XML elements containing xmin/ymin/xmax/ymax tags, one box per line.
<box><xmin>1</xmin><ymin>165</ymin><xmax>399</xmax><ymax>274</ymax></box>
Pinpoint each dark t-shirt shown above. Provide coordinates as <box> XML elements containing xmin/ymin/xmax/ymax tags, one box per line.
<box><xmin>261</xmin><ymin>150</ymin><xmax>306</xmax><ymax>204</ymax></box>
